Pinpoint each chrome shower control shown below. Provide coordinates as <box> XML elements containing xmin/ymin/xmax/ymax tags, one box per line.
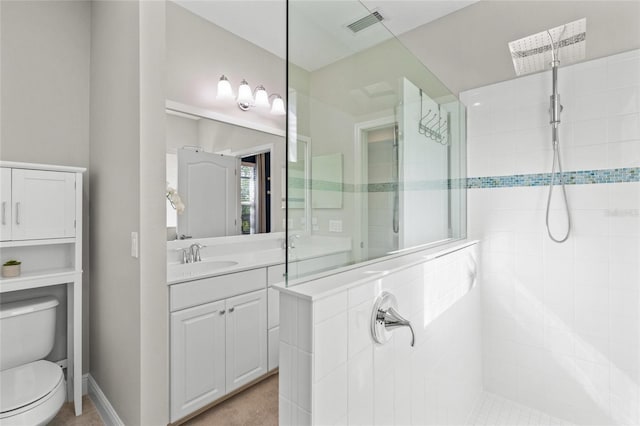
<box><xmin>371</xmin><ymin>291</ymin><xmax>415</xmax><ymax>347</ymax></box>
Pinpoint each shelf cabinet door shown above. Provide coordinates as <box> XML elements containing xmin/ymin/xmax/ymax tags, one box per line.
<box><xmin>11</xmin><ymin>169</ymin><xmax>76</xmax><ymax>240</ymax></box>
<box><xmin>225</xmin><ymin>289</ymin><xmax>267</xmax><ymax>393</ymax></box>
<box><xmin>171</xmin><ymin>300</ymin><xmax>226</xmax><ymax>423</ymax></box>
<box><xmin>0</xmin><ymin>168</ymin><xmax>11</xmax><ymax>241</ymax></box>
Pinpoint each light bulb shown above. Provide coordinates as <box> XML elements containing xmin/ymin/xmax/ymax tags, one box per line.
<box><xmin>216</xmin><ymin>75</ymin><xmax>233</xmax><ymax>100</ymax></box>
<box><xmin>270</xmin><ymin>95</ymin><xmax>286</xmax><ymax>115</ymax></box>
<box><xmin>237</xmin><ymin>79</ymin><xmax>254</xmax><ymax>105</ymax></box>
<box><xmin>254</xmin><ymin>86</ymin><xmax>270</xmax><ymax>108</ymax></box>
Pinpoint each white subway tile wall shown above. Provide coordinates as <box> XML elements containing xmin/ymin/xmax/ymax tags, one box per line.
<box><xmin>462</xmin><ymin>49</ymin><xmax>640</xmax><ymax>425</ymax></box>
<box><xmin>279</xmin><ymin>244</ymin><xmax>482</xmax><ymax>425</ymax></box>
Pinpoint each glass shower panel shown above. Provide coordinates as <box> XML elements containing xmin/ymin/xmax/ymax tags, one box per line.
<box><xmin>287</xmin><ymin>0</ymin><xmax>466</xmax><ymax>283</ymax></box>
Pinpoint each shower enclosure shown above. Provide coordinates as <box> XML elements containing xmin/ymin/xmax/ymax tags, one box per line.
<box><xmin>285</xmin><ymin>0</ymin><xmax>467</xmax><ymax>282</ymax></box>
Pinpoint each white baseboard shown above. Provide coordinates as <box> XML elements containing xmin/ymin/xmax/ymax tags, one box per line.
<box><xmin>87</xmin><ymin>374</ymin><xmax>124</xmax><ymax>426</ymax></box>
<box><xmin>83</xmin><ymin>373</ymin><xmax>88</xmax><ymax>395</ymax></box>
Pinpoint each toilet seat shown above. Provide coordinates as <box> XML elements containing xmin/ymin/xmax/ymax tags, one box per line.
<box><xmin>0</xmin><ymin>360</ymin><xmax>66</xmax><ymax>425</ymax></box>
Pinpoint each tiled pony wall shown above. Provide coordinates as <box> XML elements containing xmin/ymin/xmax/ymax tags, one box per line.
<box><xmin>462</xmin><ymin>49</ymin><xmax>640</xmax><ymax>424</ymax></box>
<box><xmin>279</xmin><ymin>244</ymin><xmax>482</xmax><ymax>425</ymax></box>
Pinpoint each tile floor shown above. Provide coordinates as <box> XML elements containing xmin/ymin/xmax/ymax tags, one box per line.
<box><xmin>184</xmin><ymin>374</ymin><xmax>278</xmax><ymax>426</ymax></box>
<box><xmin>49</xmin><ymin>375</ymin><xmax>278</xmax><ymax>425</ymax></box>
<box><xmin>467</xmin><ymin>392</ymin><xmax>574</xmax><ymax>426</ymax></box>
<box><xmin>50</xmin><ymin>395</ymin><xmax>104</xmax><ymax>426</ymax></box>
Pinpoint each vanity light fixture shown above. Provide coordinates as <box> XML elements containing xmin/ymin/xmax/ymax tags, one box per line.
<box><xmin>216</xmin><ymin>75</ymin><xmax>234</xmax><ymax>100</ymax></box>
<box><xmin>270</xmin><ymin>95</ymin><xmax>286</xmax><ymax>115</ymax></box>
<box><xmin>254</xmin><ymin>85</ymin><xmax>270</xmax><ymax>108</ymax></box>
<box><xmin>216</xmin><ymin>74</ymin><xmax>285</xmax><ymax>115</ymax></box>
<box><xmin>236</xmin><ymin>79</ymin><xmax>254</xmax><ymax>109</ymax></box>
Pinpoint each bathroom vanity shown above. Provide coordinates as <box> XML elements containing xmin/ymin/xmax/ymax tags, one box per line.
<box><xmin>0</xmin><ymin>161</ymin><xmax>85</xmax><ymax>416</ymax></box>
<box><xmin>166</xmin><ymin>233</ymin><xmax>351</xmax><ymax>423</ymax></box>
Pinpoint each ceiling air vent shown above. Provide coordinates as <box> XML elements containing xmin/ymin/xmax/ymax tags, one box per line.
<box><xmin>347</xmin><ymin>11</ymin><xmax>384</xmax><ymax>33</ymax></box>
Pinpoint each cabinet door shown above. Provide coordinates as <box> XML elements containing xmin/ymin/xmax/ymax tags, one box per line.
<box><xmin>11</xmin><ymin>169</ymin><xmax>76</xmax><ymax>240</ymax></box>
<box><xmin>171</xmin><ymin>300</ymin><xmax>226</xmax><ymax>422</ymax></box>
<box><xmin>225</xmin><ymin>289</ymin><xmax>267</xmax><ymax>393</ymax></box>
<box><xmin>0</xmin><ymin>168</ymin><xmax>11</xmax><ymax>241</ymax></box>
<box><xmin>268</xmin><ymin>326</ymin><xmax>279</xmax><ymax>371</ymax></box>
<box><xmin>267</xmin><ymin>286</ymin><xmax>280</xmax><ymax>329</ymax></box>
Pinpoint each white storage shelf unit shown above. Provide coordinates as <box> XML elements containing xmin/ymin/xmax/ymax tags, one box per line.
<box><xmin>0</xmin><ymin>161</ymin><xmax>85</xmax><ymax>416</ymax></box>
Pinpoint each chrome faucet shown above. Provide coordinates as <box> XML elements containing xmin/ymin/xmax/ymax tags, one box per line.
<box><xmin>288</xmin><ymin>234</ymin><xmax>300</xmax><ymax>249</ymax></box>
<box><xmin>190</xmin><ymin>243</ymin><xmax>204</xmax><ymax>262</ymax></box>
<box><xmin>179</xmin><ymin>248</ymin><xmax>191</xmax><ymax>264</ymax></box>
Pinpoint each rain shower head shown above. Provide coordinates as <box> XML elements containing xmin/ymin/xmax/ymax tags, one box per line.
<box><xmin>508</xmin><ymin>18</ymin><xmax>586</xmax><ymax>76</ymax></box>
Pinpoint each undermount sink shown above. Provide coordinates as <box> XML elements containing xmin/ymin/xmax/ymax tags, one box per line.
<box><xmin>200</xmin><ymin>260</ymin><xmax>238</xmax><ymax>269</ymax></box>
<box><xmin>168</xmin><ymin>259</ymin><xmax>239</xmax><ymax>280</ymax></box>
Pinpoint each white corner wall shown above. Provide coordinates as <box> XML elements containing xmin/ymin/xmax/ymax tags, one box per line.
<box><xmin>279</xmin><ymin>243</ymin><xmax>482</xmax><ymax>425</ymax></box>
<box><xmin>463</xmin><ymin>49</ymin><xmax>640</xmax><ymax>424</ymax></box>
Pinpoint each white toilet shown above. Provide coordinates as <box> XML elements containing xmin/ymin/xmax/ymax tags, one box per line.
<box><xmin>0</xmin><ymin>297</ymin><xmax>67</xmax><ymax>425</ymax></box>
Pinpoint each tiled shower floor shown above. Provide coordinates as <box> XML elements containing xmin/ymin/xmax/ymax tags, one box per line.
<box><xmin>467</xmin><ymin>392</ymin><xmax>574</xmax><ymax>426</ymax></box>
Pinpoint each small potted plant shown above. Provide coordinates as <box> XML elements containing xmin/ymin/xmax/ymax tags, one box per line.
<box><xmin>2</xmin><ymin>260</ymin><xmax>21</xmax><ymax>278</ymax></box>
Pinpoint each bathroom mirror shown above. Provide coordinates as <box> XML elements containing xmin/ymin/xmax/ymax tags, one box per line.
<box><xmin>166</xmin><ymin>105</ymin><xmax>287</xmax><ymax>240</ymax></box>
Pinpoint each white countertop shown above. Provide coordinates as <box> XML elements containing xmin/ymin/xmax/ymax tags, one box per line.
<box><xmin>167</xmin><ymin>243</ymin><xmax>352</xmax><ymax>285</ymax></box>
<box><xmin>274</xmin><ymin>239</ymin><xmax>478</xmax><ymax>301</ymax></box>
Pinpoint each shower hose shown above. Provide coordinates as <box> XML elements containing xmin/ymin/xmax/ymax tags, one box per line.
<box><xmin>545</xmin><ymin>139</ymin><xmax>571</xmax><ymax>243</ymax></box>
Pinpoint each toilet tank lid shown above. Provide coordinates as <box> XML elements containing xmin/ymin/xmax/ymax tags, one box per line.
<box><xmin>0</xmin><ymin>297</ymin><xmax>59</xmax><ymax>320</ymax></box>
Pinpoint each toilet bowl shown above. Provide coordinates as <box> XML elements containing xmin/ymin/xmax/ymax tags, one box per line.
<box><xmin>0</xmin><ymin>360</ymin><xmax>66</xmax><ymax>425</ymax></box>
<box><xmin>0</xmin><ymin>298</ymin><xmax>66</xmax><ymax>425</ymax></box>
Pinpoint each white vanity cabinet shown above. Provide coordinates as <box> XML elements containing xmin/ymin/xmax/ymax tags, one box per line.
<box><xmin>169</xmin><ymin>269</ymin><xmax>269</xmax><ymax>423</ymax></box>
<box><xmin>0</xmin><ymin>167</ymin><xmax>76</xmax><ymax>241</ymax></box>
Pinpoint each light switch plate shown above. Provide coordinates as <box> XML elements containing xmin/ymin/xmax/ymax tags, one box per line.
<box><xmin>131</xmin><ymin>232</ymin><xmax>139</xmax><ymax>258</ymax></box>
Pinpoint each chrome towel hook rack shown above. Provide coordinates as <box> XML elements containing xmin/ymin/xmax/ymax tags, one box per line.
<box><xmin>418</xmin><ymin>90</ymin><xmax>449</xmax><ymax>146</ymax></box>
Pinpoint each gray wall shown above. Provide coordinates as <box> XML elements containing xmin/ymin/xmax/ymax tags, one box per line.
<box><xmin>0</xmin><ymin>0</ymin><xmax>91</xmax><ymax>374</ymax></box>
<box><xmin>89</xmin><ymin>2</ymin><xmax>142</xmax><ymax>423</ymax></box>
<box><xmin>138</xmin><ymin>1</ymin><xmax>168</xmax><ymax>424</ymax></box>
<box><xmin>1</xmin><ymin>2</ymin><xmax>169</xmax><ymax>423</ymax></box>
<box><xmin>90</xmin><ymin>1</ymin><xmax>168</xmax><ymax>424</ymax></box>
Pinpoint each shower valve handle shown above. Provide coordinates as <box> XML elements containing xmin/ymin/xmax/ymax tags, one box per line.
<box><xmin>377</xmin><ymin>306</ymin><xmax>415</xmax><ymax>347</ymax></box>
<box><xmin>371</xmin><ymin>292</ymin><xmax>415</xmax><ymax>347</ymax></box>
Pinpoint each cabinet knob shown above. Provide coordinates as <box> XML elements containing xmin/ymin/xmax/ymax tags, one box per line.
<box><xmin>220</xmin><ymin>310</ymin><xmax>226</xmax><ymax>315</ymax></box>
<box><xmin>229</xmin><ymin>307</ymin><xmax>235</xmax><ymax>313</ymax></box>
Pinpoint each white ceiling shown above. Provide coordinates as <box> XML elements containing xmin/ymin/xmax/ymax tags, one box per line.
<box><xmin>171</xmin><ymin>1</ymin><xmax>640</xmax><ymax>94</ymax></box>
<box><xmin>399</xmin><ymin>0</ymin><xmax>640</xmax><ymax>94</ymax></box>
<box><xmin>172</xmin><ymin>0</ymin><xmax>478</xmax><ymax>71</ymax></box>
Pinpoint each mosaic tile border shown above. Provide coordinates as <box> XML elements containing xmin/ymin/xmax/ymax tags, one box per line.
<box><xmin>288</xmin><ymin>167</ymin><xmax>639</xmax><ymax>193</ymax></box>
<box><xmin>466</xmin><ymin>167</ymin><xmax>639</xmax><ymax>189</ymax></box>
